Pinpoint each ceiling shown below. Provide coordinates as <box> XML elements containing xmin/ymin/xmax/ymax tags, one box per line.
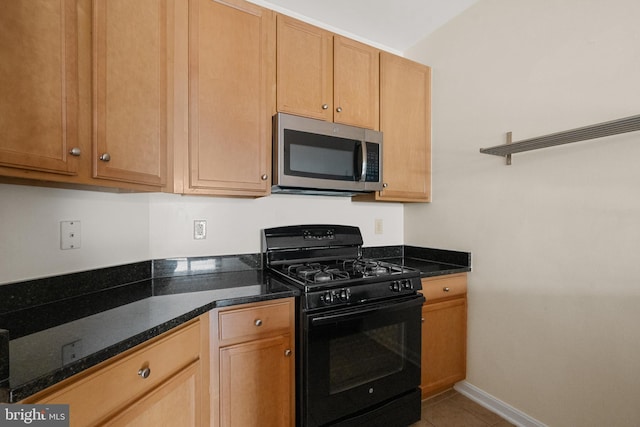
<box><xmin>250</xmin><ymin>0</ymin><xmax>479</xmax><ymax>53</ymax></box>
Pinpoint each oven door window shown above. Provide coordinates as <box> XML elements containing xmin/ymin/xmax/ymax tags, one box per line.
<box><xmin>304</xmin><ymin>297</ymin><xmax>422</xmax><ymax>427</ymax></box>
<box><xmin>330</xmin><ymin>323</ymin><xmax>405</xmax><ymax>394</ymax></box>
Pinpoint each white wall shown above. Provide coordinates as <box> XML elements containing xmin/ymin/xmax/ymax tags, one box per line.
<box><xmin>0</xmin><ymin>184</ymin><xmax>150</xmax><ymax>284</ymax></box>
<box><xmin>0</xmin><ymin>184</ymin><xmax>403</xmax><ymax>284</ymax></box>
<box><xmin>404</xmin><ymin>1</ymin><xmax>640</xmax><ymax>426</ymax></box>
<box><xmin>148</xmin><ymin>193</ymin><xmax>402</xmax><ymax>259</ymax></box>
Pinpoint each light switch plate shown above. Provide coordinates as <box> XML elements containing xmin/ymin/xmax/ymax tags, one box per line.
<box><xmin>60</xmin><ymin>220</ymin><xmax>81</xmax><ymax>250</ymax></box>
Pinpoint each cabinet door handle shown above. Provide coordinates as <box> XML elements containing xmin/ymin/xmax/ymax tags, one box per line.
<box><xmin>443</xmin><ymin>287</ymin><xmax>450</xmax><ymax>292</ymax></box>
<box><xmin>421</xmin><ymin>317</ymin><xmax>425</xmax><ymax>323</ymax></box>
<box><xmin>285</xmin><ymin>349</ymin><xmax>292</xmax><ymax>357</ymax></box>
<box><xmin>138</xmin><ymin>367</ymin><xmax>151</xmax><ymax>379</ymax></box>
<box><xmin>322</xmin><ymin>104</ymin><xmax>329</xmax><ymax>110</ymax></box>
<box><xmin>99</xmin><ymin>153</ymin><xmax>111</xmax><ymax>162</ymax></box>
<box><xmin>261</xmin><ymin>174</ymin><xmax>268</xmax><ymax>181</ymax></box>
<box><xmin>69</xmin><ymin>147</ymin><xmax>81</xmax><ymax>156</ymax></box>
<box><xmin>255</xmin><ymin>319</ymin><xmax>263</xmax><ymax>327</ymax></box>
<box><xmin>336</xmin><ymin>106</ymin><xmax>342</xmax><ymax>113</ymax></box>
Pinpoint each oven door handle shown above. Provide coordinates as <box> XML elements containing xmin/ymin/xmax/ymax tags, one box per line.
<box><xmin>309</xmin><ymin>295</ymin><xmax>424</xmax><ymax>327</ymax></box>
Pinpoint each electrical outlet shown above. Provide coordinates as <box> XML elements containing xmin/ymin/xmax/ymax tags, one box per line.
<box><xmin>61</xmin><ymin>339</ymin><xmax>82</xmax><ymax>365</ymax></box>
<box><xmin>374</xmin><ymin>218</ymin><xmax>384</xmax><ymax>235</ymax></box>
<box><xmin>60</xmin><ymin>220</ymin><xmax>81</xmax><ymax>250</ymax></box>
<box><xmin>194</xmin><ymin>220</ymin><xmax>207</xmax><ymax>240</ymax></box>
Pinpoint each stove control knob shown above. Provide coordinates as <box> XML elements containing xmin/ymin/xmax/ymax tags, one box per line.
<box><xmin>402</xmin><ymin>280</ymin><xmax>414</xmax><ymax>290</ymax></box>
<box><xmin>339</xmin><ymin>288</ymin><xmax>351</xmax><ymax>302</ymax></box>
<box><xmin>390</xmin><ymin>281</ymin><xmax>401</xmax><ymax>292</ymax></box>
<box><xmin>322</xmin><ymin>291</ymin><xmax>334</xmax><ymax>304</ymax></box>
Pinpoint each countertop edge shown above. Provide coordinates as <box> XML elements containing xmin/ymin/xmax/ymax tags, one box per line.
<box><xmin>5</xmin><ymin>289</ymin><xmax>297</xmax><ymax>403</ymax></box>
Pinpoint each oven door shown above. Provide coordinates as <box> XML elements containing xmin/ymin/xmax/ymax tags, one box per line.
<box><xmin>303</xmin><ymin>295</ymin><xmax>423</xmax><ymax>427</ymax></box>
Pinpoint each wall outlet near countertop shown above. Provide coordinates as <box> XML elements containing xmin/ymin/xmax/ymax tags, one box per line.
<box><xmin>61</xmin><ymin>339</ymin><xmax>82</xmax><ymax>365</ymax></box>
<box><xmin>374</xmin><ymin>218</ymin><xmax>384</xmax><ymax>235</ymax></box>
<box><xmin>194</xmin><ymin>220</ymin><xmax>207</xmax><ymax>240</ymax></box>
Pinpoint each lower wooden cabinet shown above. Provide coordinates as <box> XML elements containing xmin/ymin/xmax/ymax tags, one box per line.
<box><xmin>102</xmin><ymin>361</ymin><xmax>201</xmax><ymax>427</ymax></box>
<box><xmin>22</xmin><ymin>314</ymin><xmax>210</xmax><ymax>427</ymax></box>
<box><xmin>211</xmin><ymin>298</ymin><xmax>295</xmax><ymax>427</ymax></box>
<box><xmin>420</xmin><ymin>273</ymin><xmax>467</xmax><ymax>399</ymax></box>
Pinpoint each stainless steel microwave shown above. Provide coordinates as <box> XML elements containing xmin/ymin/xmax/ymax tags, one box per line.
<box><xmin>272</xmin><ymin>113</ymin><xmax>383</xmax><ymax>195</ymax></box>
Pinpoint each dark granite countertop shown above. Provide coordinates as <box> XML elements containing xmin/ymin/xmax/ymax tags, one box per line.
<box><xmin>0</xmin><ymin>245</ymin><xmax>471</xmax><ymax>403</ymax></box>
<box><xmin>0</xmin><ymin>258</ymin><xmax>297</xmax><ymax>403</ymax></box>
<box><xmin>364</xmin><ymin>245</ymin><xmax>472</xmax><ymax>278</ymax></box>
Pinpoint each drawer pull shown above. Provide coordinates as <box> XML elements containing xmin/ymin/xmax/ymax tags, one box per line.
<box><xmin>285</xmin><ymin>349</ymin><xmax>292</xmax><ymax>357</ymax></box>
<box><xmin>138</xmin><ymin>367</ymin><xmax>151</xmax><ymax>379</ymax></box>
<box><xmin>255</xmin><ymin>319</ymin><xmax>263</xmax><ymax>327</ymax></box>
<box><xmin>443</xmin><ymin>287</ymin><xmax>450</xmax><ymax>292</ymax></box>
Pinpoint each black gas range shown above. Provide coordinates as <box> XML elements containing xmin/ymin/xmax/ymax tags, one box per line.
<box><xmin>263</xmin><ymin>225</ymin><xmax>423</xmax><ymax>427</ymax></box>
<box><xmin>263</xmin><ymin>224</ymin><xmax>421</xmax><ymax>310</ymax></box>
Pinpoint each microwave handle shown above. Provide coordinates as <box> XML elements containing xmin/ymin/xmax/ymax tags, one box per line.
<box><xmin>359</xmin><ymin>141</ymin><xmax>367</xmax><ymax>182</ymax></box>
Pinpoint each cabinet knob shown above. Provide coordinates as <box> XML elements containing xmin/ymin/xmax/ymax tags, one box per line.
<box><xmin>336</xmin><ymin>106</ymin><xmax>342</xmax><ymax>113</ymax></box>
<box><xmin>138</xmin><ymin>367</ymin><xmax>151</xmax><ymax>379</ymax></box>
<box><xmin>99</xmin><ymin>153</ymin><xmax>111</xmax><ymax>162</ymax></box>
<box><xmin>261</xmin><ymin>174</ymin><xmax>268</xmax><ymax>181</ymax></box>
<box><xmin>322</xmin><ymin>104</ymin><xmax>329</xmax><ymax>110</ymax></box>
<box><xmin>421</xmin><ymin>317</ymin><xmax>425</xmax><ymax>323</ymax></box>
<box><xmin>285</xmin><ymin>349</ymin><xmax>292</xmax><ymax>357</ymax></box>
<box><xmin>382</xmin><ymin>183</ymin><xmax>388</xmax><ymax>188</ymax></box>
<box><xmin>443</xmin><ymin>287</ymin><xmax>450</xmax><ymax>292</ymax></box>
<box><xmin>69</xmin><ymin>147</ymin><xmax>81</xmax><ymax>156</ymax></box>
<box><xmin>255</xmin><ymin>319</ymin><xmax>263</xmax><ymax>327</ymax></box>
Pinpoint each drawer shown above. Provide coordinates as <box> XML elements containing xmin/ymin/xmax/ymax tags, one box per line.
<box><xmin>29</xmin><ymin>320</ymin><xmax>201</xmax><ymax>426</ymax></box>
<box><xmin>421</xmin><ymin>273</ymin><xmax>467</xmax><ymax>302</ymax></box>
<box><xmin>218</xmin><ymin>300</ymin><xmax>291</xmax><ymax>343</ymax></box>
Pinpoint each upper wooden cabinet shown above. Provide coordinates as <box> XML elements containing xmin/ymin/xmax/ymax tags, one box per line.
<box><xmin>0</xmin><ymin>0</ymin><xmax>80</xmax><ymax>176</ymax></box>
<box><xmin>1</xmin><ymin>1</ymin><xmax>429</xmax><ymax>200</ymax></box>
<box><xmin>92</xmin><ymin>0</ymin><xmax>169</xmax><ymax>187</ymax></box>
<box><xmin>276</xmin><ymin>15</ymin><xmax>379</xmax><ymax>130</ymax></box>
<box><xmin>333</xmin><ymin>36</ymin><xmax>379</xmax><ymax>130</ymax></box>
<box><xmin>0</xmin><ymin>0</ymin><xmax>168</xmax><ymax>190</ymax></box>
<box><xmin>276</xmin><ymin>16</ymin><xmax>333</xmax><ymax>122</ymax></box>
<box><xmin>358</xmin><ymin>52</ymin><xmax>431</xmax><ymax>202</ymax></box>
<box><xmin>181</xmin><ymin>0</ymin><xmax>275</xmax><ymax>197</ymax></box>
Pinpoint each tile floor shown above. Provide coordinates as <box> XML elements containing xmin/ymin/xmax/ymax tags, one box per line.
<box><xmin>411</xmin><ymin>389</ymin><xmax>515</xmax><ymax>427</ymax></box>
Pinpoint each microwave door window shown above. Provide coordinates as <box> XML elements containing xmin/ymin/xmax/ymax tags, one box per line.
<box><xmin>285</xmin><ymin>130</ymin><xmax>358</xmax><ymax>181</ymax></box>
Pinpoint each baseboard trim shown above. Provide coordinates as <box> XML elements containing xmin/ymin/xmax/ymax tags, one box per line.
<box><xmin>454</xmin><ymin>381</ymin><xmax>547</xmax><ymax>427</ymax></box>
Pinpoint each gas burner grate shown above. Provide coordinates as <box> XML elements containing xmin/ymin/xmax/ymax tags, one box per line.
<box><xmin>342</xmin><ymin>258</ymin><xmax>396</xmax><ymax>277</ymax></box>
<box><xmin>287</xmin><ymin>263</ymin><xmax>351</xmax><ymax>284</ymax></box>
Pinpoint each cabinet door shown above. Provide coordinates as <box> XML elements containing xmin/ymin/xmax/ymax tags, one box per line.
<box><xmin>333</xmin><ymin>36</ymin><xmax>379</xmax><ymax>130</ymax></box>
<box><xmin>0</xmin><ymin>0</ymin><xmax>79</xmax><ymax>175</ymax></box>
<box><xmin>219</xmin><ymin>335</ymin><xmax>292</xmax><ymax>427</ymax></box>
<box><xmin>276</xmin><ymin>15</ymin><xmax>333</xmax><ymax>122</ymax></box>
<box><xmin>93</xmin><ymin>0</ymin><xmax>169</xmax><ymax>186</ymax></box>
<box><xmin>378</xmin><ymin>53</ymin><xmax>431</xmax><ymax>202</ymax></box>
<box><xmin>421</xmin><ymin>297</ymin><xmax>467</xmax><ymax>398</ymax></box>
<box><xmin>188</xmin><ymin>0</ymin><xmax>275</xmax><ymax>196</ymax></box>
<box><xmin>103</xmin><ymin>362</ymin><xmax>201</xmax><ymax>427</ymax></box>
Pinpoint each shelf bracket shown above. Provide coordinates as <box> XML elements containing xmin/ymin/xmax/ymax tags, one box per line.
<box><xmin>505</xmin><ymin>132</ymin><xmax>512</xmax><ymax>166</ymax></box>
